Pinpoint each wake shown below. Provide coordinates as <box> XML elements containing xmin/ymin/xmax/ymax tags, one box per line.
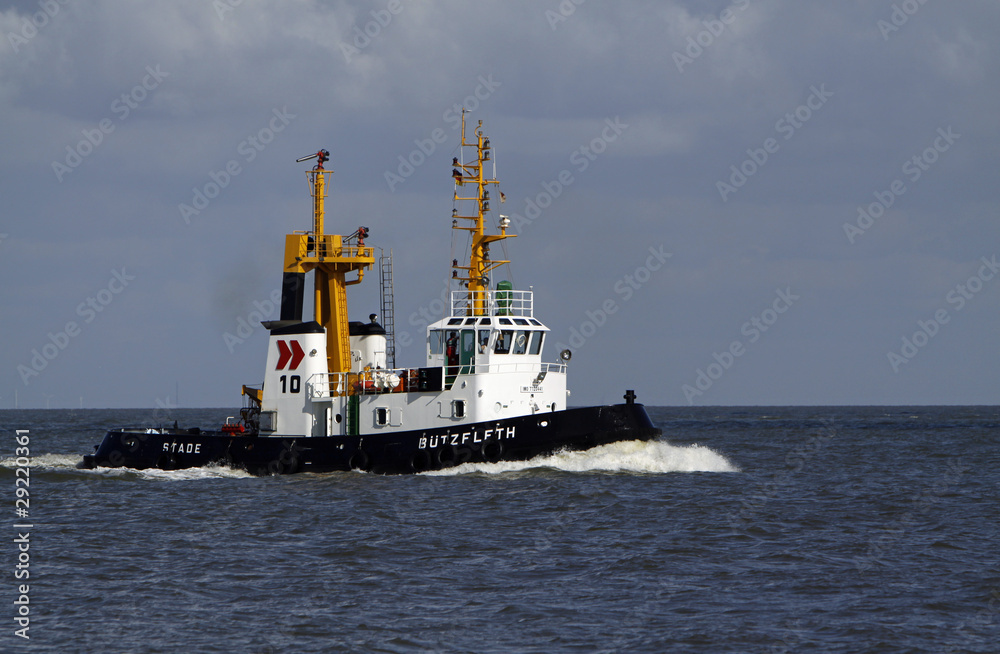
<box><xmin>424</xmin><ymin>439</ymin><xmax>739</xmax><ymax>476</ymax></box>
<box><xmin>3</xmin><ymin>440</ymin><xmax>738</xmax><ymax>479</ymax></box>
<box><xmin>0</xmin><ymin>453</ymin><xmax>254</xmax><ymax>480</ymax></box>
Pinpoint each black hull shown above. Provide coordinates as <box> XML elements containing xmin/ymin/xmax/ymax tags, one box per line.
<box><xmin>79</xmin><ymin>404</ymin><xmax>661</xmax><ymax>475</ymax></box>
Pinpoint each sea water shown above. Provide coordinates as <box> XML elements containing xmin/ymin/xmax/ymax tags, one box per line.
<box><xmin>1</xmin><ymin>406</ymin><xmax>997</xmax><ymax>652</ymax></box>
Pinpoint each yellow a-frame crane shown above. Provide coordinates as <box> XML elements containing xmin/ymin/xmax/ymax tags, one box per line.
<box><xmin>281</xmin><ymin>150</ymin><xmax>375</xmax><ymax>381</ymax></box>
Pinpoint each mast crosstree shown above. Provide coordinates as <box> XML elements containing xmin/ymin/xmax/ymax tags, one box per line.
<box><xmin>450</xmin><ymin>111</ymin><xmax>515</xmax><ymax>316</ymax></box>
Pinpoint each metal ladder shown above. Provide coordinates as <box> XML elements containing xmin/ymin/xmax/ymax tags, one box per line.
<box><xmin>379</xmin><ymin>248</ymin><xmax>396</xmax><ymax>369</ymax></box>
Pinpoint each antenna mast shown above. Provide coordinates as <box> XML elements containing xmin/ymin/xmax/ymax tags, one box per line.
<box><xmin>450</xmin><ymin>111</ymin><xmax>515</xmax><ymax>315</ymax></box>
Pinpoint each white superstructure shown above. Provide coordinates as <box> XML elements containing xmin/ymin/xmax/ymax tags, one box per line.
<box><xmin>257</xmin><ymin>288</ymin><xmax>567</xmax><ymax>437</ymax></box>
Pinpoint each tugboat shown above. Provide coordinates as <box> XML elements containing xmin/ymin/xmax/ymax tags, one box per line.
<box><xmin>80</xmin><ymin>113</ymin><xmax>661</xmax><ymax>475</ymax></box>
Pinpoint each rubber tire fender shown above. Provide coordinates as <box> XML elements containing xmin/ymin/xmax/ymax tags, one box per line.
<box><xmin>411</xmin><ymin>449</ymin><xmax>433</xmax><ymax>473</ymax></box>
<box><xmin>155</xmin><ymin>453</ymin><xmax>178</xmax><ymax>470</ymax></box>
<box><xmin>482</xmin><ymin>440</ymin><xmax>503</xmax><ymax>463</ymax></box>
<box><xmin>349</xmin><ymin>449</ymin><xmax>371</xmax><ymax>471</ymax></box>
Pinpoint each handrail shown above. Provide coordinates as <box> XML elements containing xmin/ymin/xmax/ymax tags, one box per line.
<box><xmin>450</xmin><ymin>289</ymin><xmax>533</xmax><ymax>317</ymax></box>
<box><xmin>289</xmin><ymin>232</ymin><xmax>374</xmax><ymax>261</ymax></box>
<box><xmin>472</xmin><ymin>362</ymin><xmax>566</xmax><ymax>375</ymax></box>
<box><xmin>305</xmin><ymin>362</ymin><xmax>565</xmax><ymax>399</ymax></box>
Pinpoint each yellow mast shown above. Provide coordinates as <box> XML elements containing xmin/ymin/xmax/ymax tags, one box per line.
<box><xmin>283</xmin><ymin>150</ymin><xmax>374</xmax><ymax>383</ymax></box>
<box><xmin>451</xmin><ymin>111</ymin><xmax>515</xmax><ymax>315</ymax></box>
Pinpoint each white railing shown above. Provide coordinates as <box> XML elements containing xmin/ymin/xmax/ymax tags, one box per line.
<box><xmin>305</xmin><ymin>362</ymin><xmax>565</xmax><ymax>399</ymax></box>
<box><xmin>307</xmin><ymin>368</ymin><xmax>411</xmax><ymax>399</ymax></box>
<box><xmin>450</xmin><ymin>290</ymin><xmax>533</xmax><ymax>317</ymax></box>
<box><xmin>471</xmin><ymin>362</ymin><xmax>566</xmax><ymax>375</ymax></box>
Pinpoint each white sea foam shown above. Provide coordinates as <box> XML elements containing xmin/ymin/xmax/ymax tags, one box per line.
<box><xmin>0</xmin><ymin>453</ymin><xmax>253</xmax><ymax>480</ymax></box>
<box><xmin>0</xmin><ymin>453</ymin><xmax>83</xmax><ymax>469</ymax></box>
<box><xmin>423</xmin><ymin>439</ymin><xmax>739</xmax><ymax>476</ymax></box>
<box><xmin>107</xmin><ymin>465</ymin><xmax>255</xmax><ymax>481</ymax></box>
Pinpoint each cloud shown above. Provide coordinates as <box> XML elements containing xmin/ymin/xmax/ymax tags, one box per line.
<box><xmin>2</xmin><ymin>0</ymin><xmax>999</xmax><ymax>407</ymax></box>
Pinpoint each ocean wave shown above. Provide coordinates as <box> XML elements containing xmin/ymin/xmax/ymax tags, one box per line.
<box><xmin>423</xmin><ymin>439</ymin><xmax>739</xmax><ymax>476</ymax></box>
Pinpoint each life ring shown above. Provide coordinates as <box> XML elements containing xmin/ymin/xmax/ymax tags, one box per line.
<box><xmin>482</xmin><ymin>441</ymin><xmax>503</xmax><ymax>463</ymax></box>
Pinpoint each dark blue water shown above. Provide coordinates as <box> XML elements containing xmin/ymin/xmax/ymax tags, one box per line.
<box><xmin>1</xmin><ymin>406</ymin><xmax>998</xmax><ymax>653</ymax></box>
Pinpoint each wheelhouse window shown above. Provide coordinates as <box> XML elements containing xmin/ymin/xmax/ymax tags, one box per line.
<box><xmin>429</xmin><ymin>330</ymin><xmax>445</xmax><ymax>355</ymax></box>
<box><xmin>494</xmin><ymin>330</ymin><xmax>513</xmax><ymax>354</ymax></box>
<box><xmin>528</xmin><ymin>331</ymin><xmax>543</xmax><ymax>355</ymax></box>
<box><xmin>512</xmin><ymin>331</ymin><xmax>529</xmax><ymax>355</ymax></box>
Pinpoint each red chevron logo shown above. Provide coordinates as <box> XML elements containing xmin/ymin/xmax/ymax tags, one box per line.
<box><xmin>275</xmin><ymin>340</ymin><xmax>305</xmax><ymax>370</ymax></box>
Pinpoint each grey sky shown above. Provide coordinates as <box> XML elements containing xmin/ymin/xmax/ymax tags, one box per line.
<box><xmin>2</xmin><ymin>0</ymin><xmax>998</xmax><ymax>408</ymax></box>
